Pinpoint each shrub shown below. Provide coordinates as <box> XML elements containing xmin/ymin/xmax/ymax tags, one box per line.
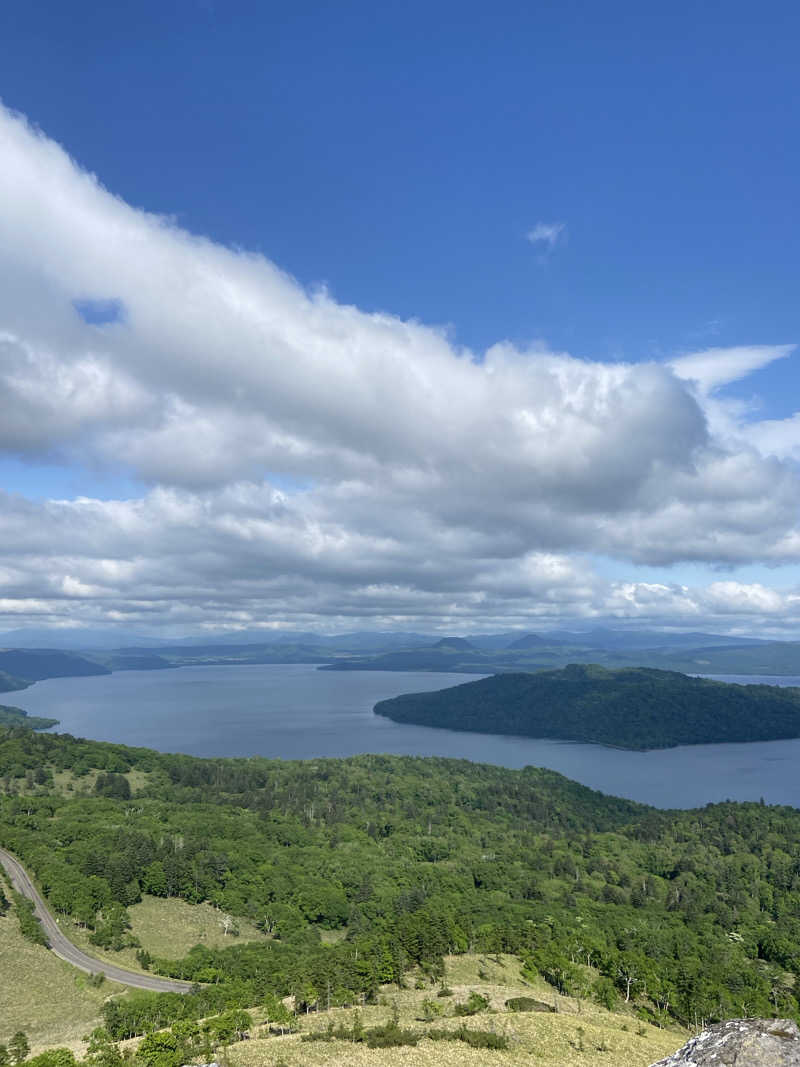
<box><xmin>27</xmin><ymin>1051</ymin><xmax>75</xmax><ymax>1067</ymax></box>
<box><xmin>11</xmin><ymin>893</ymin><xmax>47</xmax><ymax>946</ymax></box>
<box><xmin>505</xmin><ymin>996</ymin><xmax>556</xmax><ymax>1013</ymax></box>
<box><xmin>364</xmin><ymin>1022</ymin><xmax>419</xmax><ymax>1049</ymax></box>
<box><xmin>453</xmin><ymin>991</ymin><xmax>490</xmax><ymax>1016</ymax></box>
<box><xmin>417</xmin><ymin>998</ymin><xmax>444</xmax><ymax>1021</ymax></box>
<box><xmin>427</xmin><ymin>1025</ymin><xmax>508</xmax><ymax>1050</ymax></box>
<box><xmin>593</xmin><ymin>977</ymin><xmax>619</xmax><ymax>1011</ymax></box>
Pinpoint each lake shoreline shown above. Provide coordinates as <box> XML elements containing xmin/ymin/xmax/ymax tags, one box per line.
<box><xmin>11</xmin><ymin>663</ymin><xmax>800</xmax><ymax>810</ymax></box>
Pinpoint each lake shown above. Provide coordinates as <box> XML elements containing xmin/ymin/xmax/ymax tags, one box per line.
<box><xmin>13</xmin><ymin>663</ymin><xmax>800</xmax><ymax>810</ymax></box>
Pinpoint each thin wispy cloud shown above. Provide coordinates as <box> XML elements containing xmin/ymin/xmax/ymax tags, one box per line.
<box><xmin>526</xmin><ymin>221</ymin><xmax>566</xmax><ymax>250</ymax></box>
<box><xmin>670</xmin><ymin>344</ymin><xmax>794</xmax><ymax>396</ymax></box>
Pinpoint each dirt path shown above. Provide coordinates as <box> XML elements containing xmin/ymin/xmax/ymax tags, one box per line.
<box><xmin>0</xmin><ymin>846</ymin><xmax>194</xmax><ymax>993</ymax></box>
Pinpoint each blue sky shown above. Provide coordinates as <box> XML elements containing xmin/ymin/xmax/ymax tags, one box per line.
<box><xmin>3</xmin><ymin>0</ymin><xmax>798</xmax><ymax>362</ymax></box>
<box><xmin>0</xmin><ymin>0</ymin><xmax>799</xmax><ymax>636</ymax></box>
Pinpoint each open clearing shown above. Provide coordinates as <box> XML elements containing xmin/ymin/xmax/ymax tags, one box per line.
<box><xmin>63</xmin><ymin>892</ymin><xmax>268</xmax><ymax>972</ymax></box>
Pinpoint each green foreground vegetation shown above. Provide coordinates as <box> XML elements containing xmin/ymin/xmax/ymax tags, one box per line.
<box><xmin>2</xmin><ymin>725</ymin><xmax>800</xmax><ymax>1064</ymax></box>
<box><xmin>0</xmin><ymin>929</ymin><xmax>684</xmax><ymax>1067</ymax></box>
<box><xmin>375</xmin><ymin>663</ymin><xmax>800</xmax><ymax>748</ymax></box>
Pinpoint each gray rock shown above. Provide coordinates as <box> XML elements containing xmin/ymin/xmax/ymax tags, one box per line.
<box><xmin>651</xmin><ymin>1019</ymin><xmax>800</xmax><ymax>1066</ymax></box>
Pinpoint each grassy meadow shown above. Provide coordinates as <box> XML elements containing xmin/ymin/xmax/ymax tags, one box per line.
<box><xmin>225</xmin><ymin>955</ymin><xmax>686</xmax><ymax>1067</ymax></box>
<box><xmin>0</xmin><ymin>905</ymin><xmax>118</xmax><ymax>1054</ymax></box>
<box><xmin>63</xmin><ymin>893</ymin><xmax>269</xmax><ymax>972</ymax></box>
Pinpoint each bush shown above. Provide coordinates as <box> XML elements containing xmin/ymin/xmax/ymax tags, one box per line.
<box><xmin>505</xmin><ymin>996</ymin><xmax>556</xmax><ymax>1013</ymax></box>
<box><xmin>364</xmin><ymin>1022</ymin><xmax>419</xmax><ymax>1049</ymax></box>
<box><xmin>12</xmin><ymin>893</ymin><xmax>47</xmax><ymax>946</ymax></box>
<box><xmin>417</xmin><ymin>998</ymin><xmax>444</xmax><ymax>1021</ymax></box>
<box><xmin>135</xmin><ymin>1031</ymin><xmax>182</xmax><ymax>1067</ymax></box>
<box><xmin>301</xmin><ymin>1010</ymin><xmax>419</xmax><ymax>1050</ymax></box>
<box><xmin>427</xmin><ymin>1025</ymin><xmax>508</xmax><ymax>1050</ymax></box>
<box><xmin>593</xmin><ymin>977</ymin><xmax>619</xmax><ymax>1011</ymax></box>
<box><xmin>27</xmin><ymin>1051</ymin><xmax>75</xmax><ymax>1067</ymax></box>
<box><xmin>453</xmin><ymin>991</ymin><xmax>490</xmax><ymax>1016</ymax></box>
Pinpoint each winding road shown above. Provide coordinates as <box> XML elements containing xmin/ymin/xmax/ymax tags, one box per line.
<box><xmin>0</xmin><ymin>846</ymin><xmax>193</xmax><ymax>993</ymax></box>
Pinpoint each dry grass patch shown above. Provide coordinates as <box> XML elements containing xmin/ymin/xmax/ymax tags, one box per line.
<box><xmin>224</xmin><ymin>956</ymin><xmax>686</xmax><ymax>1067</ymax></box>
<box><xmin>47</xmin><ymin>768</ymin><xmax>150</xmax><ymax>796</ymax></box>
<box><xmin>0</xmin><ymin>909</ymin><xmax>125</xmax><ymax>1055</ymax></box>
<box><xmin>319</xmin><ymin>928</ymin><xmax>348</xmax><ymax>945</ymax></box>
<box><xmin>227</xmin><ymin>1008</ymin><xmax>684</xmax><ymax>1067</ymax></box>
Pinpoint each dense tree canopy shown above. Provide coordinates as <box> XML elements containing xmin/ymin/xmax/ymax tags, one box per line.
<box><xmin>3</xmin><ymin>724</ymin><xmax>800</xmax><ymax>1032</ymax></box>
<box><xmin>0</xmin><ymin>706</ymin><xmax>58</xmax><ymax>731</ymax></box>
<box><xmin>375</xmin><ymin>664</ymin><xmax>800</xmax><ymax>748</ymax></box>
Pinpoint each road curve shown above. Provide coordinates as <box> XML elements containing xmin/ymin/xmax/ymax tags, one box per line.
<box><xmin>0</xmin><ymin>846</ymin><xmax>194</xmax><ymax>993</ymax></box>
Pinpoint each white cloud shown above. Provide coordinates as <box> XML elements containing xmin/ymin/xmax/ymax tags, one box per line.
<box><xmin>670</xmin><ymin>344</ymin><xmax>794</xmax><ymax>395</ymax></box>
<box><xmin>0</xmin><ymin>104</ymin><xmax>799</xmax><ymax>634</ymax></box>
<box><xmin>525</xmin><ymin>221</ymin><xmax>566</xmax><ymax>249</ymax></box>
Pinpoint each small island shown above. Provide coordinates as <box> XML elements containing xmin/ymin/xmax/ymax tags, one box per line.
<box><xmin>0</xmin><ymin>704</ymin><xmax>59</xmax><ymax>730</ymax></box>
<box><xmin>374</xmin><ymin>663</ymin><xmax>800</xmax><ymax>750</ymax></box>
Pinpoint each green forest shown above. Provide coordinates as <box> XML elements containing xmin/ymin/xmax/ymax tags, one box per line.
<box><xmin>0</xmin><ymin>706</ymin><xmax>58</xmax><ymax>731</ymax></box>
<box><xmin>374</xmin><ymin>663</ymin><xmax>800</xmax><ymax>748</ymax></box>
<box><xmin>3</xmin><ymin>723</ymin><xmax>800</xmax><ymax>1050</ymax></box>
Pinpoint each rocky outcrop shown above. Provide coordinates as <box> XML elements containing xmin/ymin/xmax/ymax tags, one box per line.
<box><xmin>651</xmin><ymin>1019</ymin><xmax>800</xmax><ymax>1066</ymax></box>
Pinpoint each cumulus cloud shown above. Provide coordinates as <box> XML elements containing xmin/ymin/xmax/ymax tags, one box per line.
<box><xmin>0</xmin><ymin>103</ymin><xmax>799</xmax><ymax>634</ymax></box>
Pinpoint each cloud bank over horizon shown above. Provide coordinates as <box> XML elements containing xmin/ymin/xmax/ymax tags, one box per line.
<box><xmin>2</xmin><ymin>103</ymin><xmax>800</xmax><ymax>638</ymax></box>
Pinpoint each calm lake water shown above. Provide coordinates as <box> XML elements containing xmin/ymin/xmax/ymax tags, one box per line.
<box><xmin>13</xmin><ymin>664</ymin><xmax>800</xmax><ymax>811</ymax></box>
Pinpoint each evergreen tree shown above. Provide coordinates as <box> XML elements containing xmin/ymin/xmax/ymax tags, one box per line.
<box><xmin>9</xmin><ymin>1033</ymin><xmax>29</xmax><ymax>1066</ymax></box>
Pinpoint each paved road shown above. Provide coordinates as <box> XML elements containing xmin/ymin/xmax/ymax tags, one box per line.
<box><xmin>0</xmin><ymin>846</ymin><xmax>193</xmax><ymax>993</ymax></box>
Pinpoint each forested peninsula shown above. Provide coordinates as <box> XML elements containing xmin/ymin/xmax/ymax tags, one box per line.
<box><xmin>374</xmin><ymin>664</ymin><xmax>800</xmax><ymax>749</ymax></box>
<box><xmin>0</xmin><ymin>705</ymin><xmax>57</xmax><ymax>730</ymax></box>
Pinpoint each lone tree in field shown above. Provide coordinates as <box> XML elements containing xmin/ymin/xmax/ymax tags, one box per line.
<box><xmin>9</xmin><ymin>1033</ymin><xmax>29</xmax><ymax>1065</ymax></box>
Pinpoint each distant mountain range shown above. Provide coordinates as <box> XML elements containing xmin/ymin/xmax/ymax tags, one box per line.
<box><xmin>0</xmin><ymin>624</ymin><xmax>769</xmax><ymax>653</ymax></box>
<box><xmin>0</xmin><ymin>626</ymin><xmax>797</xmax><ymax>692</ymax></box>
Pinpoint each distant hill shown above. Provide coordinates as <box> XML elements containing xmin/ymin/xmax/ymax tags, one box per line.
<box><xmin>322</xmin><ymin>649</ymin><xmax>486</xmax><ymax>672</ymax></box>
<box><xmin>0</xmin><ymin>627</ymin><xmax>168</xmax><ymax>649</ymax></box>
<box><xmin>0</xmin><ymin>670</ymin><xmax>29</xmax><ymax>693</ymax></box>
<box><xmin>374</xmin><ymin>663</ymin><xmax>800</xmax><ymax>750</ymax></box>
<box><xmin>104</xmin><ymin>654</ymin><xmax>175</xmax><ymax>672</ymax></box>
<box><xmin>506</xmin><ymin>633</ymin><xmax>550</xmax><ymax>649</ymax></box>
<box><xmin>0</xmin><ymin>704</ymin><xmax>58</xmax><ymax>730</ymax></box>
<box><xmin>432</xmin><ymin>637</ymin><xmax>475</xmax><ymax>650</ymax></box>
<box><xmin>541</xmin><ymin>628</ymin><xmax>769</xmax><ymax>650</ymax></box>
<box><xmin>0</xmin><ymin>650</ymin><xmax>110</xmax><ymax>685</ymax></box>
<box><xmin>1</xmin><ymin>628</ymin><xmax>798</xmax><ymax>684</ymax></box>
